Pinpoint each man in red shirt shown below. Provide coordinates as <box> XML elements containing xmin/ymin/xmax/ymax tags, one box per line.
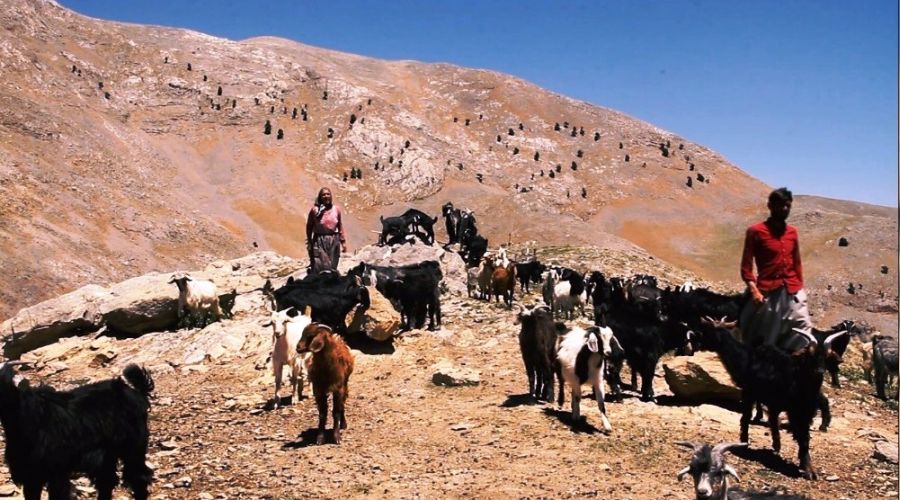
<box><xmin>738</xmin><ymin>187</ymin><xmax>813</xmax><ymax>350</ymax></box>
<box><xmin>306</xmin><ymin>187</ymin><xmax>348</xmax><ymax>274</ymax></box>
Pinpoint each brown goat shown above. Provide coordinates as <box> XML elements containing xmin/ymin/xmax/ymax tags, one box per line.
<box><xmin>296</xmin><ymin>323</ymin><xmax>355</xmax><ymax>445</ymax></box>
<box><xmin>491</xmin><ymin>263</ymin><xmax>517</xmax><ymax>307</ymax></box>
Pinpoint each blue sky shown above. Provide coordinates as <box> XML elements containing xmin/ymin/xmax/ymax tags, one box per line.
<box><xmin>60</xmin><ymin>1</ymin><xmax>898</xmax><ymax>207</ymax></box>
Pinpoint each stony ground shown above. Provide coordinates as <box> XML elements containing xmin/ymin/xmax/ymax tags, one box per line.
<box><xmin>0</xmin><ymin>284</ymin><xmax>897</xmax><ymax>500</ymax></box>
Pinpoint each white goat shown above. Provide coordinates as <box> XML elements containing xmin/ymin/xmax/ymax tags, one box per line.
<box><xmin>556</xmin><ymin>325</ymin><xmax>618</xmax><ymax>433</ymax></box>
<box><xmin>168</xmin><ymin>273</ymin><xmax>222</xmax><ymax>326</ymax></box>
<box><xmin>262</xmin><ymin>307</ymin><xmax>313</xmax><ymax>409</ymax></box>
<box><xmin>553</xmin><ymin>280</ymin><xmax>586</xmax><ymax>320</ymax></box>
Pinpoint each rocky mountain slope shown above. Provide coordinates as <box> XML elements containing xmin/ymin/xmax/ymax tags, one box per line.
<box><xmin>0</xmin><ymin>0</ymin><xmax>896</xmax><ymax>337</ymax></box>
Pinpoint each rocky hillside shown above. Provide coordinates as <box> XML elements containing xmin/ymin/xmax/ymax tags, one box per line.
<box><xmin>0</xmin><ymin>0</ymin><xmax>895</xmax><ymax>337</ymax></box>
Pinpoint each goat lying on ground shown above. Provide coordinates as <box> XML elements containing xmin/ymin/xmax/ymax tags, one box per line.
<box><xmin>676</xmin><ymin>441</ymin><xmax>808</xmax><ymax>499</ymax></box>
<box><xmin>0</xmin><ymin>362</ymin><xmax>154</xmax><ymax>500</ymax></box>
<box><xmin>296</xmin><ymin>323</ymin><xmax>354</xmax><ymax>445</ymax></box>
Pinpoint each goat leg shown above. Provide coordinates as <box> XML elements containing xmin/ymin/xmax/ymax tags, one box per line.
<box><xmin>571</xmin><ymin>389</ymin><xmax>581</xmax><ymax>422</ymax></box>
<box><xmin>315</xmin><ymin>394</ymin><xmax>328</xmax><ymax>445</ymax></box>
<box><xmin>273</xmin><ymin>362</ymin><xmax>283</xmax><ymax>409</ymax></box>
<box><xmin>795</xmin><ymin>425</ymin><xmax>817</xmax><ymax>480</ymax></box>
<box><xmin>768</xmin><ymin>409</ymin><xmax>781</xmax><ymax>453</ymax></box>
<box><xmin>594</xmin><ymin>365</ymin><xmax>612</xmax><ymax>434</ymax></box>
<box><xmin>46</xmin><ymin>476</ymin><xmax>72</xmax><ymax>500</ymax></box>
<box><xmin>23</xmin><ymin>481</ymin><xmax>43</xmax><ymax>500</ymax></box>
<box><xmin>739</xmin><ymin>396</ymin><xmax>753</xmax><ymax>444</ymax></box>
<box><xmin>332</xmin><ymin>391</ymin><xmax>344</xmax><ymax>445</ymax></box>
<box><xmin>817</xmin><ymin>392</ymin><xmax>831</xmax><ymax>432</ymax></box>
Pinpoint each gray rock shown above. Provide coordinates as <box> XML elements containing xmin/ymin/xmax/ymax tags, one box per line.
<box><xmin>0</xmin><ymin>485</ymin><xmax>17</xmax><ymax>497</ymax></box>
<box><xmin>662</xmin><ymin>352</ymin><xmax>741</xmax><ymax>403</ymax></box>
<box><xmin>432</xmin><ymin>360</ymin><xmax>480</xmax><ymax>387</ymax></box>
<box><xmin>874</xmin><ymin>441</ymin><xmax>899</xmax><ymax>464</ymax></box>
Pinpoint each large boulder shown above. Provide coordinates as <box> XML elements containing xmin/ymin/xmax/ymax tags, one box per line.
<box><xmin>1</xmin><ymin>252</ymin><xmax>301</xmax><ymax>358</ymax></box>
<box><xmin>663</xmin><ymin>352</ymin><xmax>741</xmax><ymax>403</ymax></box>
<box><xmin>346</xmin><ymin>286</ymin><xmax>402</xmax><ymax>341</ymax></box>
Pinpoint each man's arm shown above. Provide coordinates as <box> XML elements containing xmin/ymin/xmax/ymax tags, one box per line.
<box><xmin>740</xmin><ymin>227</ymin><xmax>764</xmax><ymax>304</ymax></box>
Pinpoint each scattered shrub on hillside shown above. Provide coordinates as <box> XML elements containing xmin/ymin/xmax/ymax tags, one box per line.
<box><xmin>217</xmin><ymin>86</ymin><xmax>222</xmax><ymax>96</ymax></box>
<box><xmin>465</xmin><ymin>118</ymin><xmax>470</xmax><ymax>126</ymax></box>
<box><xmin>549</xmin><ymin>171</ymin><xmax>555</xmax><ymax>178</ymax></box>
<box><xmin>554</xmin><ymin>123</ymin><xmax>561</xmax><ymax>131</ymax></box>
<box><xmin>576</xmin><ymin>149</ymin><xmax>583</xmax><ymax>158</ymax></box>
<box><xmin>454</xmin><ymin>117</ymin><xmax>458</xmax><ymax>123</ymax></box>
<box><xmin>405</xmin><ymin>140</ymin><xmax>411</xmax><ymax>148</ymax></box>
<box><xmin>594</xmin><ymin>132</ymin><xmax>600</xmax><ymax>141</ymax></box>
<box><xmin>581</xmin><ymin>187</ymin><xmax>587</xmax><ymax>198</ymax></box>
<box><xmin>255</xmin><ymin>97</ymin><xmax>260</xmax><ymax>105</ymax></box>
<box><xmin>164</xmin><ymin>56</ymin><xmax>168</xmax><ymax>64</ymax></box>
<box><xmin>619</xmin><ymin>142</ymin><xmax>623</xmax><ymax>149</ymax></box>
<box><xmin>458</xmin><ymin>163</ymin><xmax>464</xmax><ymax>171</ymax></box>
<box><xmin>563</xmin><ymin>121</ymin><xmax>569</xmax><ymax>128</ymax></box>
<box><xmin>327</xmin><ymin>127</ymin><xmax>334</xmax><ymax>139</ymax></box>
<box><xmin>534</xmin><ymin>152</ymin><xmax>540</xmax><ymax>161</ymax></box>
<box><xmin>679</xmin><ymin>143</ymin><xmax>684</xmax><ymax>150</ymax></box>
<box><xmin>540</xmin><ymin>170</ymin><xmax>544</xmax><ymax>177</ymax></box>
<box><xmin>270</xmin><ymin>106</ymin><xmax>275</xmax><ymax>114</ymax></box>
<box><xmin>512</xmin><ymin>147</ymin><xmax>519</xmax><ymax>155</ymax></box>
<box><xmin>187</xmin><ymin>63</ymin><xmax>192</xmax><ymax>71</ymax></box>
<box><xmin>292</xmin><ymin>108</ymin><xmax>298</xmax><ymax>119</ymax></box>
<box><xmin>367</xmin><ymin>98</ymin><xmax>372</xmax><ymax>105</ymax></box>
<box><xmin>479</xmin><ymin>114</ymin><xmax>483</xmax><ymax>120</ymax></box>
<box><xmin>323</xmin><ymin>90</ymin><xmax>328</xmax><ymax>100</ymax></box>
<box><xmin>624</xmin><ymin>154</ymin><xmax>630</xmax><ymax>162</ymax></box>
<box><xmin>571</xmin><ymin>161</ymin><xmax>578</xmax><ymax>170</ymax></box>
<box><xmin>555</xmin><ymin>164</ymin><xmax>562</xmax><ymax>173</ymax></box>
<box><xmin>215</xmin><ymin>103</ymin><xmax>221</xmax><ymax>111</ymax></box>
<box><xmin>264</xmin><ymin>120</ymin><xmax>272</xmax><ymax>135</ymax></box>
<box><xmin>476</xmin><ymin>173</ymin><xmax>484</xmax><ymax>183</ymax></box>
<box><xmin>98</xmin><ymin>81</ymin><xmax>103</xmax><ymax>89</ymax></box>
<box><xmin>660</xmin><ymin>143</ymin><xmax>669</xmax><ymax>157</ymax></box>
<box><xmin>232</xmin><ymin>100</ymin><xmax>236</xmax><ymax>109</ymax></box>
<box><xmin>689</xmin><ymin>163</ymin><xmax>695</xmax><ymax>171</ymax></box>
<box><xmin>686</xmin><ymin>176</ymin><xmax>693</xmax><ymax>188</ymax></box>
<box><xmin>389</xmin><ymin>155</ymin><xmax>394</xmax><ymax>164</ymax></box>
<box><xmin>579</xmin><ymin>127</ymin><xmax>585</xmax><ymax>136</ymax></box>
<box><xmin>497</xmin><ymin>135</ymin><xmax>502</xmax><ymax>143</ymax></box>
<box><xmin>350</xmin><ymin>113</ymin><xmax>357</xmax><ymax>124</ymax></box>
<box><xmin>518</xmin><ymin>123</ymin><xmax>524</xmax><ymax>131</ymax></box>
<box><xmin>570</xmin><ymin>128</ymin><xmax>577</xmax><ymax>137</ymax></box>
<box><xmin>103</xmin><ymin>92</ymin><xmax>110</xmax><ymax>100</ymax></box>
<box><xmin>276</xmin><ymin>129</ymin><xmax>284</xmax><ymax>140</ymax></box>
<box><xmin>697</xmin><ymin>173</ymin><xmax>705</xmax><ymax>182</ymax></box>
<box><xmin>508</xmin><ymin>128</ymin><xmax>515</xmax><ymax>136</ymax></box>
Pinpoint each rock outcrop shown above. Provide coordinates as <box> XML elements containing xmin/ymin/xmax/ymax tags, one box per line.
<box><xmin>662</xmin><ymin>352</ymin><xmax>740</xmax><ymax>403</ymax></box>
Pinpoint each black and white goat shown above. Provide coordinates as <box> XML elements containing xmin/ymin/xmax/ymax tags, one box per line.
<box><xmin>0</xmin><ymin>362</ymin><xmax>154</xmax><ymax>499</ymax></box>
<box><xmin>676</xmin><ymin>441</ymin><xmax>746</xmax><ymax>500</ymax></box>
<box><xmin>556</xmin><ymin>325</ymin><xmax>619</xmax><ymax>433</ymax></box>
<box><xmin>677</xmin><ymin>441</ymin><xmax>808</xmax><ymax>499</ymax></box>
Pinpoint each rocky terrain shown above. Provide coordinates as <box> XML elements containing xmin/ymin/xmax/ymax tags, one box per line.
<box><xmin>0</xmin><ymin>248</ymin><xmax>897</xmax><ymax>499</ymax></box>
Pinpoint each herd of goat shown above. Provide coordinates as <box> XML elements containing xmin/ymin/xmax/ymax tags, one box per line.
<box><xmin>0</xmin><ymin>202</ymin><xmax>896</xmax><ymax>499</ymax></box>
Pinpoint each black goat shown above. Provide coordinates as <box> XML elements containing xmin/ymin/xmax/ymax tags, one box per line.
<box><xmin>514</xmin><ymin>304</ymin><xmax>559</xmax><ymax>402</ymax></box>
<box><xmin>0</xmin><ymin>363</ymin><xmax>154</xmax><ymax>500</ymax></box>
<box><xmin>698</xmin><ymin>317</ymin><xmax>845</xmax><ymax>480</ymax></box>
<box><xmin>872</xmin><ymin>335</ymin><xmax>898</xmax><ymax>400</ymax></box>
<box><xmin>441</xmin><ymin>202</ymin><xmax>461</xmax><ymax>244</ymax></box>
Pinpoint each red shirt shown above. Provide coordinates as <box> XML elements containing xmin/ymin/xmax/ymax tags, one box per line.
<box><xmin>306</xmin><ymin>204</ymin><xmax>346</xmax><ymax>244</ymax></box>
<box><xmin>740</xmin><ymin>220</ymin><xmax>803</xmax><ymax>293</ymax></box>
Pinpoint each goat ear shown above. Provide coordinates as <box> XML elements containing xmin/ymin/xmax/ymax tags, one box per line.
<box><xmin>724</xmin><ymin>465</ymin><xmax>740</xmax><ymax>482</ymax></box>
<box><xmin>586</xmin><ymin>332</ymin><xmax>599</xmax><ymax>353</ymax></box>
<box><xmin>309</xmin><ymin>332</ymin><xmax>326</xmax><ymax>353</ymax></box>
<box><xmin>303</xmin><ymin>305</ymin><xmax>312</xmax><ymax>317</ymax></box>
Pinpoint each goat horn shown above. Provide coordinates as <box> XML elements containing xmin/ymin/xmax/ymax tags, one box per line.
<box><xmin>674</xmin><ymin>440</ymin><xmax>701</xmax><ymax>451</ymax></box>
<box><xmin>712</xmin><ymin>442</ymin><xmax>747</xmax><ymax>455</ymax></box>
<box><xmin>824</xmin><ymin>330</ymin><xmax>847</xmax><ymax>349</ymax></box>
<box><xmin>724</xmin><ymin>464</ymin><xmax>741</xmax><ymax>482</ymax></box>
<box><xmin>792</xmin><ymin>327</ymin><xmax>818</xmax><ymax>345</ymax></box>
<box><xmin>676</xmin><ymin>466</ymin><xmax>691</xmax><ymax>481</ymax></box>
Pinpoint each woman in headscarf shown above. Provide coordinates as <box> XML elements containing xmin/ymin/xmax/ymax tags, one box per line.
<box><xmin>305</xmin><ymin>187</ymin><xmax>348</xmax><ymax>273</ymax></box>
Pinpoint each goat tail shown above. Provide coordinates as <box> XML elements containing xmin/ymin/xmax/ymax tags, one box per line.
<box><xmin>122</xmin><ymin>364</ymin><xmax>155</xmax><ymax>397</ymax></box>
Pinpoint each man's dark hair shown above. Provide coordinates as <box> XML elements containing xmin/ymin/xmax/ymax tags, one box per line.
<box><xmin>769</xmin><ymin>187</ymin><xmax>793</xmax><ymax>204</ymax></box>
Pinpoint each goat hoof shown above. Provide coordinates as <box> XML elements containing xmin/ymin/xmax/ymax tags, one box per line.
<box><xmin>819</xmin><ymin>424</ymin><xmax>829</xmax><ymax>432</ymax></box>
<box><xmin>801</xmin><ymin>468</ymin><xmax>818</xmax><ymax>481</ymax></box>
<box><xmin>333</xmin><ymin>431</ymin><xmax>341</xmax><ymax>445</ymax></box>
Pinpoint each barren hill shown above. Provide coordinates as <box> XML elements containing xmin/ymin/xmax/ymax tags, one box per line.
<box><xmin>0</xmin><ymin>0</ymin><xmax>895</xmax><ymax>334</ymax></box>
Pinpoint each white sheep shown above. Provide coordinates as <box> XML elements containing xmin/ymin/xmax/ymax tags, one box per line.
<box><xmin>557</xmin><ymin>325</ymin><xmax>618</xmax><ymax>433</ymax></box>
<box><xmin>168</xmin><ymin>273</ymin><xmax>223</xmax><ymax>327</ymax></box>
<box><xmin>262</xmin><ymin>307</ymin><xmax>313</xmax><ymax>409</ymax></box>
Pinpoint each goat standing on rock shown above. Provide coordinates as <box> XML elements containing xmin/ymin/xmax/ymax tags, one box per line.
<box><xmin>168</xmin><ymin>273</ymin><xmax>222</xmax><ymax>328</ymax></box>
